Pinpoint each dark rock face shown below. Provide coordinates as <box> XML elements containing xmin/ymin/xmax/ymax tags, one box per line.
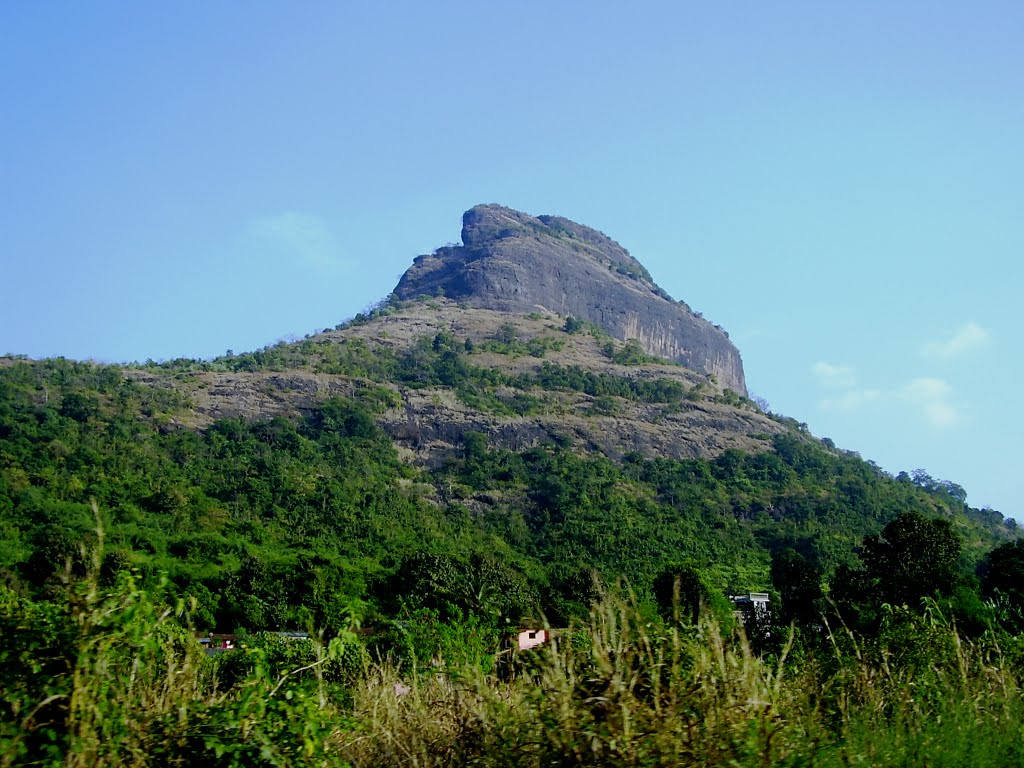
<box><xmin>394</xmin><ymin>205</ymin><xmax>748</xmax><ymax>395</ymax></box>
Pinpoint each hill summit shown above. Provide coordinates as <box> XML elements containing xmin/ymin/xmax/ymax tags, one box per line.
<box><xmin>394</xmin><ymin>204</ymin><xmax>747</xmax><ymax>395</ymax></box>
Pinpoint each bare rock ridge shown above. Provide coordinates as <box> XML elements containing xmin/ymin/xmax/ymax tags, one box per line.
<box><xmin>394</xmin><ymin>204</ymin><xmax>748</xmax><ymax>396</ymax></box>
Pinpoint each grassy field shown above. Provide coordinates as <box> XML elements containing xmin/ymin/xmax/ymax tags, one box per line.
<box><xmin>4</xmin><ymin>568</ymin><xmax>1023</xmax><ymax>768</ymax></box>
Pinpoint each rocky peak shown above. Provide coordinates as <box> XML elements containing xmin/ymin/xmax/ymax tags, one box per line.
<box><xmin>394</xmin><ymin>204</ymin><xmax>748</xmax><ymax>396</ymax></box>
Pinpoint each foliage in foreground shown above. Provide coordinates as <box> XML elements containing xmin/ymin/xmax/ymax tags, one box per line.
<box><xmin>0</xmin><ymin>570</ymin><xmax>346</xmax><ymax>767</ymax></box>
<box><xmin>4</xmin><ymin>567</ymin><xmax>1024</xmax><ymax>768</ymax></box>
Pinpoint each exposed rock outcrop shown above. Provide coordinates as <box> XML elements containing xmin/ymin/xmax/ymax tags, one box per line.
<box><xmin>394</xmin><ymin>204</ymin><xmax>747</xmax><ymax>395</ymax></box>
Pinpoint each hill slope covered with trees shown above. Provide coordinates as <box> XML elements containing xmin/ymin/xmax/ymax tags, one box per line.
<box><xmin>0</xmin><ymin>308</ymin><xmax>1014</xmax><ymax>632</ymax></box>
<box><xmin>1</xmin><ymin>207</ymin><xmax>1020</xmax><ymax>765</ymax></box>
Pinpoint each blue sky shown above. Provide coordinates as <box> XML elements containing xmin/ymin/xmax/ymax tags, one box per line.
<box><xmin>1</xmin><ymin>2</ymin><xmax>1020</xmax><ymax>519</ymax></box>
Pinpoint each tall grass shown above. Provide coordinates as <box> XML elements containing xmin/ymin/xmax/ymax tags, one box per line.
<box><xmin>0</xmin><ymin>512</ymin><xmax>340</xmax><ymax>767</ymax></box>
<box><xmin>3</xmin><ymin>559</ymin><xmax>1024</xmax><ymax>766</ymax></box>
<box><xmin>336</xmin><ymin>595</ymin><xmax>1024</xmax><ymax>767</ymax></box>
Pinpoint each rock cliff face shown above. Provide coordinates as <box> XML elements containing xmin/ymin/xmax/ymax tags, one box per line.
<box><xmin>394</xmin><ymin>204</ymin><xmax>748</xmax><ymax>395</ymax></box>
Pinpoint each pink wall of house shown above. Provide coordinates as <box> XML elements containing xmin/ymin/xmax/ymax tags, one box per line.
<box><xmin>517</xmin><ymin>628</ymin><xmax>548</xmax><ymax>651</ymax></box>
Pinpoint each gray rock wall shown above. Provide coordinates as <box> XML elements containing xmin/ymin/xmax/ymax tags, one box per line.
<box><xmin>394</xmin><ymin>205</ymin><xmax>747</xmax><ymax>396</ymax></box>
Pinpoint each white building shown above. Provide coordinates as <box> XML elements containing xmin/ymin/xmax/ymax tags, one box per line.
<box><xmin>729</xmin><ymin>592</ymin><xmax>770</xmax><ymax>624</ymax></box>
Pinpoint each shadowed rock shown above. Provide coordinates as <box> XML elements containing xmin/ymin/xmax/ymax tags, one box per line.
<box><xmin>394</xmin><ymin>204</ymin><xmax>747</xmax><ymax>395</ymax></box>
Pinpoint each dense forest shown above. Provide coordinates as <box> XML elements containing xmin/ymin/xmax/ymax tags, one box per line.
<box><xmin>0</xmin><ymin>348</ymin><xmax>1014</xmax><ymax>632</ymax></box>
<box><xmin>2</xmin><ymin>325</ymin><xmax>1022</xmax><ymax>765</ymax></box>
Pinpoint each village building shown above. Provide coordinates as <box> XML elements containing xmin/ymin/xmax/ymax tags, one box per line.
<box><xmin>516</xmin><ymin>627</ymin><xmax>549</xmax><ymax>651</ymax></box>
<box><xmin>729</xmin><ymin>592</ymin><xmax>770</xmax><ymax>625</ymax></box>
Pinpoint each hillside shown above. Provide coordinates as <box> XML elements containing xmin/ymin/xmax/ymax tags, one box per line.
<box><xmin>132</xmin><ymin>299</ymin><xmax>779</xmax><ymax>466</ymax></box>
<box><xmin>0</xmin><ymin>206</ymin><xmax>1016</xmax><ymax>633</ymax></box>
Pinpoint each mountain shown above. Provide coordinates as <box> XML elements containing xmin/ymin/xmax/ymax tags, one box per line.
<box><xmin>123</xmin><ymin>204</ymin><xmax>772</xmax><ymax>466</ymax></box>
<box><xmin>0</xmin><ymin>205</ymin><xmax>1015</xmax><ymax>632</ymax></box>
<box><xmin>395</xmin><ymin>204</ymin><xmax>747</xmax><ymax>395</ymax></box>
<box><xmin>158</xmin><ymin>298</ymin><xmax>780</xmax><ymax>467</ymax></box>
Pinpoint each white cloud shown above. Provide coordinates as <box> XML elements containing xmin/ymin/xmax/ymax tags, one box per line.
<box><xmin>899</xmin><ymin>377</ymin><xmax>962</xmax><ymax>428</ymax></box>
<box><xmin>814</xmin><ymin>363</ymin><xmax>883</xmax><ymax>414</ymax></box>
<box><xmin>812</xmin><ymin>361</ymin><xmax>857</xmax><ymax>389</ymax></box>
<box><xmin>820</xmin><ymin>388</ymin><xmax>884</xmax><ymax>412</ymax></box>
<box><xmin>249</xmin><ymin>212</ymin><xmax>344</xmax><ymax>273</ymax></box>
<box><xmin>921</xmin><ymin>322</ymin><xmax>991</xmax><ymax>359</ymax></box>
<box><xmin>812</xmin><ymin>363</ymin><xmax>963</xmax><ymax>429</ymax></box>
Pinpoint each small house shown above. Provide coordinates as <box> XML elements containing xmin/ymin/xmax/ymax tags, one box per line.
<box><xmin>516</xmin><ymin>628</ymin><xmax>548</xmax><ymax>651</ymax></box>
<box><xmin>729</xmin><ymin>592</ymin><xmax>770</xmax><ymax>625</ymax></box>
<box><xmin>196</xmin><ymin>633</ymin><xmax>237</xmax><ymax>655</ymax></box>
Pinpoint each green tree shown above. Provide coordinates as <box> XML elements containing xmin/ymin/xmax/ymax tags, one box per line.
<box><xmin>770</xmin><ymin>548</ymin><xmax>823</xmax><ymax>627</ymax></box>
<box><xmin>860</xmin><ymin>511</ymin><xmax>962</xmax><ymax>608</ymax></box>
<box><xmin>652</xmin><ymin>562</ymin><xmax>730</xmax><ymax>625</ymax></box>
<box><xmin>980</xmin><ymin>539</ymin><xmax>1024</xmax><ymax>630</ymax></box>
<box><xmin>494</xmin><ymin>323</ymin><xmax>518</xmax><ymax>345</ymax></box>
